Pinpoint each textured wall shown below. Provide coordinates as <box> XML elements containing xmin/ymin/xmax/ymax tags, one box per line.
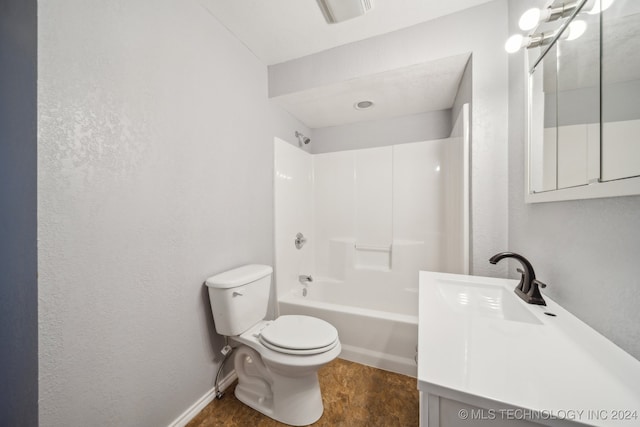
<box><xmin>38</xmin><ymin>0</ymin><xmax>307</xmax><ymax>425</ymax></box>
<box><xmin>508</xmin><ymin>0</ymin><xmax>640</xmax><ymax>359</ymax></box>
<box><xmin>310</xmin><ymin>110</ymin><xmax>452</xmax><ymax>154</ymax></box>
<box><xmin>269</xmin><ymin>0</ymin><xmax>510</xmax><ymax>276</ymax></box>
<box><xmin>0</xmin><ymin>0</ymin><xmax>38</xmax><ymax>424</ymax></box>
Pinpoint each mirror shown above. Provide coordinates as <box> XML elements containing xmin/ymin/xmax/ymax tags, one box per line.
<box><xmin>526</xmin><ymin>0</ymin><xmax>640</xmax><ymax>202</ymax></box>
<box><xmin>529</xmin><ymin>43</ymin><xmax>558</xmax><ymax>193</ymax></box>
<box><xmin>555</xmin><ymin>9</ymin><xmax>600</xmax><ymax>189</ymax></box>
<box><xmin>601</xmin><ymin>0</ymin><xmax>640</xmax><ymax>182</ymax></box>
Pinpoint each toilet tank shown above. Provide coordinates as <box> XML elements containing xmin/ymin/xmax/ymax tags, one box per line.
<box><xmin>205</xmin><ymin>264</ymin><xmax>273</xmax><ymax>336</ymax></box>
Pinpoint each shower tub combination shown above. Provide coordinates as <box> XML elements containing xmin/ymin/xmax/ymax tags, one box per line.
<box><xmin>274</xmin><ymin>105</ymin><xmax>470</xmax><ymax>379</ymax></box>
<box><xmin>278</xmin><ymin>276</ymin><xmax>418</xmax><ymax>377</ymax></box>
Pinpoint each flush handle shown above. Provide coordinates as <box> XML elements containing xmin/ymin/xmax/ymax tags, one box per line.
<box><xmin>232</xmin><ymin>292</ymin><xmax>243</xmax><ymax>297</ymax></box>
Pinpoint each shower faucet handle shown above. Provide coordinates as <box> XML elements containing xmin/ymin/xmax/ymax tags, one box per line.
<box><xmin>294</xmin><ymin>232</ymin><xmax>307</xmax><ymax>249</ymax></box>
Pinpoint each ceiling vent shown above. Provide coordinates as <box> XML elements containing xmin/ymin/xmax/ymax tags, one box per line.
<box><xmin>316</xmin><ymin>0</ymin><xmax>374</xmax><ymax>24</ymax></box>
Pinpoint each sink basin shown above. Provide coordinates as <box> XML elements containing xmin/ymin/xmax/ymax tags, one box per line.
<box><xmin>419</xmin><ymin>271</ymin><xmax>640</xmax><ymax>427</ymax></box>
<box><xmin>437</xmin><ymin>279</ymin><xmax>542</xmax><ymax>324</ymax></box>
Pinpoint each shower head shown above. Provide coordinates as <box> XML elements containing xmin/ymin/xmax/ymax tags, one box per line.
<box><xmin>295</xmin><ymin>131</ymin><xmax>311</xmax><ymax>145</ymax></box>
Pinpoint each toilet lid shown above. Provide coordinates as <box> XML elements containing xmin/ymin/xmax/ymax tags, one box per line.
<box><xmin>259</xmin><ymin>315</ymin><xmax>338</xmax><ymax>353</ymax></box>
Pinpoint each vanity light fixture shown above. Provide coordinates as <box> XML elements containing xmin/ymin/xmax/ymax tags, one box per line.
<box><xmin>518</xmin><ymin>0</ymin><xmax>614</xmax><ymax>31</ymax></box>
<box><xmin>508</xmin><ymin>0</ymin><xmax>612</xmax><ymax>54</ymax></box>
<box><xmin>505</xmin><ymin>32</ymin><xmax>554</xmax><ymax>54</ymax></box>
<box><xmin>505</xmin><ymin>18</ymin><xmax>588</xmax><ymax>53</ymax></box>
<box><xmin>519</xmin><ymin>1</ymin><xmax>578</xmax><ymax>31</ymax></box>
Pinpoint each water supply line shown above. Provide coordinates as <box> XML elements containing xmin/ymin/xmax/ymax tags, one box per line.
<box><xmin>214</xmin><ymin>337</ymin><xmax>235</xmax><ymax>399</ymax></box>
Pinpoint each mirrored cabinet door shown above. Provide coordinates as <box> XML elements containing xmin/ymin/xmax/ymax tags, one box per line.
<box><xmin>529</xmin><ymin>43</ymin><xmax>558</xmax><ymax>193</ymax></box>
<box><xmin>555</xmin><ymin>8</ymin><xmax>600</xmax><ymax>189</ymax></box>
<box><xmin>601</xmin><ymin>0</ymin><xmax>640</xmax><ymax>182</ymax></box>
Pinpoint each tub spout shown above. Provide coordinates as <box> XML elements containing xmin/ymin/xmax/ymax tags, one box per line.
<box><xmin>298</xmin><ymin>275</ymin><xmax>313</xmax><ymax>284</ymax></box>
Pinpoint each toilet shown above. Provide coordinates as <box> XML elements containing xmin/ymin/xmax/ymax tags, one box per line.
<box><xmin>205</xmin><ymin>264</ymin><xmax>341</xmax><ymax>426</ymax></box>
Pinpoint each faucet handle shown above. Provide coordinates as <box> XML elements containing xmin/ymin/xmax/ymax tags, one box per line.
<box><xmin>295</xmin><ymin>232</ymin><xmax>307</xmax><ymax>249</ymax></box>
<box><xmin>514</xmin><ymin>268</ymin><xmax>527</xmax><ymax>293</ymax></box>
<box><xmin>532</xmin><ymin>279</ymin><xmax>547</xmax><ymax>289</ymax></box>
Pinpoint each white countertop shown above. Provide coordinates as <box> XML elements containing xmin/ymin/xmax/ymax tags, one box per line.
<box><xmin>418</xmin><ymin>271</ymin><xmax>640</xmax><ymax>427</ymax></box>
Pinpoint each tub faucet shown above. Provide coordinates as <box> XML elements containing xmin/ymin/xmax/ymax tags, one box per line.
<box><xmin>298</xmin><ymin>275</ymin><xmax>313</xmax><ymax>284</ymax></box>
<box><xmin>489</xmin><ymin>252</ymin><xmax>547</xmax><ymax>306</ymax></box>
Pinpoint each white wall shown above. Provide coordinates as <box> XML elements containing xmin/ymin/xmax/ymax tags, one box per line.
<box><xmin>269</xmin><ymin>0</ymin><xmax>510</xmax><ymax>276</ymax></box>
<box><xmin>0</xmin><ymin>0</ymin><xmax>38</xmax><ymax>424</ymax></box>
<box><xmin>310</xmin><ymin>109</ymin><xmax>452</xmax><ymax>154</ymax></box>
<box><xmin>508</xmin><ymin>0</ymin><xmax>640</xmax><ymax>359</ymax></box>
<box><xmin>38</xmin><ymin>0</ymin><xmax>308</xmax><ymax>425</ymax></box>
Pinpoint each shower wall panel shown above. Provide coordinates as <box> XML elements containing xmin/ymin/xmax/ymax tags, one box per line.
<box><xmin>275</xmin><ymin>125</ymin><xmax>468</xmax><ymax>293</ymax></box>
<box><xmin>393</xmin><ymin>140</ymin><xmax>448</xmax><ymax>275</ymax></box>
<box><xmin>274</xmin><ymin>138</ymin><xmax>314</xmax><ymax>299</ymax></box>
<box><xmin>312</xmin><ymin>140</ymin><xmax>460</xmax><ymax>282</ymax></box>
<box><xmin>354</xmin><ymin>147</ymin><xmax>393</xmax><ymax>248</ymax></box>
<box><xmin>313</xmin><ymin>151</ymin><xmax>355</xmax><ymax>280</ymax></box>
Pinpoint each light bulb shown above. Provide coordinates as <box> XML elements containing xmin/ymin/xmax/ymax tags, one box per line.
<box><xmin>519</xmin><ymin>8</ymin><xmax>541</xmax><ymax>31</ymax></box>
<box><xmin>566</xmin><ymin>20</ymin><xmax>587</xmax><ymax>41</ymax></box>
<box><xmin>505</xmin><ymin>34</ymin><xmax>525</xmax><ymax>54</ymax></box>
<box><xmin>586</xmin><ymin>0</ymin><xmax>615</xmax><ymax>14</ymax></box>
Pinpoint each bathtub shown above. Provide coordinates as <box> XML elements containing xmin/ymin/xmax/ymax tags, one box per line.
<box><xmin>278</xmin><ymin>279</ymin><xmax>418</xmax><ymax>377</ymax></box>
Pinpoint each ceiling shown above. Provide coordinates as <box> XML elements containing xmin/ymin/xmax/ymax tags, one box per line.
<box><xmin>200</xmin><ymin>0</ymin><xmax>485</xmax><ymax>129</ymax></box>
<box><xmin>273</xmin><ymin>53</ymin><xmax>470</xmax><ymax>128</ymax></box>
<box><xmin>200</xmin><ymin>0</ymin><xmax>494</xmax><ymax>65</ymax></box>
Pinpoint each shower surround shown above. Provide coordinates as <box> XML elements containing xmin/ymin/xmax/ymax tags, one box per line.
<box><xmin>274</xmin><ymin>106</ymin><xmax>469</xmax><ymax>376</ymax></box>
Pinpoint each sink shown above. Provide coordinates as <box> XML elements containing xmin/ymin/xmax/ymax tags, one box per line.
<box><xmin>419</xmin><ymin>271</ymin><xmax>640</xmax><ymax>427</ymax></box>
<box><xmin>436</xmin><ymin>279</ymin><xmax>542</xmax><ymax>325</ymax></box>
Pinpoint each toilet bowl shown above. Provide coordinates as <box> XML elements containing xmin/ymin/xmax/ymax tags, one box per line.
<box><xmin>205</xmin><ymin>265</ymin><xmax>341</xmax><ymax>426</ymax></box>
<box><xmin>231</xmin><ymin>317</ymin><xmax>341</xmax><ymax>425</ymax></box>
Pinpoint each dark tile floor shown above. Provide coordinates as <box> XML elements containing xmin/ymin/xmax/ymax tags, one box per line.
<box><xmin>187</xmin><ymin>358</ymin><xmax>419</xmax><ymax>426</ymax></box>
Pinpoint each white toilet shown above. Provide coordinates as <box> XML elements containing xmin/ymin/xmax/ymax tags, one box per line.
<box><xmin>205</xmin><ymin>264</ymin><xmax>341</xmax><ymax>426</ymax></box>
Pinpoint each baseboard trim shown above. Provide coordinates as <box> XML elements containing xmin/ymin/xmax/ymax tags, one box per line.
<box><xmin>167</xmin><ymin>370</ymin><xmax>237</xmax><ymax>427</ymax></box>
<box><xmin>339</xmin><ymin>344</ymin><xmax>417</xmax><ymax>378</ymax></box>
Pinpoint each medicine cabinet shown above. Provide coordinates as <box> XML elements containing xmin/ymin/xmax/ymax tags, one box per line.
<box><xmin>526</xmin><ymin>0</ymin><xmax>640</xmax><ymax>203</ymax></box>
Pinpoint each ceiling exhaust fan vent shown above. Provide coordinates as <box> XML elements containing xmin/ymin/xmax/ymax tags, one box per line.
<box><xmin>316</xmin><ymin>0</ymin><xmax>374</xmax><ymax>24</ymax></box>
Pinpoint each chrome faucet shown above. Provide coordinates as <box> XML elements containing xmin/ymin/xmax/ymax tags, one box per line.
<box><xmin>489</xmin><ymin>252</ymin><xmax>547</xmax><ymax>306</ymax></box>
<box><xmin>298</xmin><ymin>275</ymin><xmax>313</xmax><ymax>284</ymax></box>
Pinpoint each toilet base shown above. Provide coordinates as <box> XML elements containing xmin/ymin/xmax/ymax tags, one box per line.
<box><xmin>233</xmin><ymin>346</ymin><xmax>324</xmax><ymax>426</ymax></box>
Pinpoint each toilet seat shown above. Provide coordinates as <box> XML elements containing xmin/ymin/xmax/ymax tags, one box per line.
<box><xmin>258</xmin><ymin>315</ymin><xmax>339</xmax><ymax>355</ymax></box>
<box><xmin>260</xmin><ymin>336</ymin><xmax>340</xmax><ymax>355</ymax></box>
